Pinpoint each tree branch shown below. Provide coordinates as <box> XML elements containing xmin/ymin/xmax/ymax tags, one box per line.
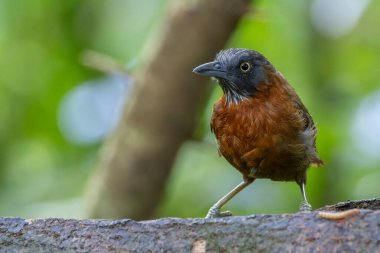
<box><xmin>318</xmin><ymin>197</ymin><xmax>380</xmax><ymax>211</ymax></box>
<box><xmin>1</xmin><ymin>198</ymin><xmax>379</xmax><ymax>252</ymax></box>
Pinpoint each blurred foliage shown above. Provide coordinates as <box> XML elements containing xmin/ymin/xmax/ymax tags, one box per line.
<box><xmin>0</xmin><ymin>0</ymin><xmax>379</xmax><ymax>218</ymax></box>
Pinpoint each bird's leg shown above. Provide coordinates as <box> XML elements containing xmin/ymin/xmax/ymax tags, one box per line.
<box><xmin>298</xmin><ymin>181</ymin><xmax>312</xmax><ymax>212</ymax></box>
<box><xmin>248</xmin><ymin>167</ymin><xmax>257</xmax><ymax>178</ymax></box>
<box><xmin>205</xmin><ymin>178</ymin><xmax>255</xmax><ymax>218</ymax></box>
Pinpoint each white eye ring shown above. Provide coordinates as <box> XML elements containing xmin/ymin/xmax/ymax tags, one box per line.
<box><xmin>240</xmin><ymin>62</ymin><xmax>251</xmax><ymax>72</ymax></box>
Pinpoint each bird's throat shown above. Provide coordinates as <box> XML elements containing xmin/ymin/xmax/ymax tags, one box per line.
<box><xmin>219</xmin><ymin>79</ymin><xmax>251</xmax><ymax>105</ymax></box>
<box><xmin>222</xmin><ymin>87</ymin><xmax>249</xmax><ymax>105</ymax></box>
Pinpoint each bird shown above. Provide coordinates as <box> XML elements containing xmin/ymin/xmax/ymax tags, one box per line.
<box><xmin>192</xmin><ymin>48</ymin><xmax>323</xmax><ymax>218</ymax></box>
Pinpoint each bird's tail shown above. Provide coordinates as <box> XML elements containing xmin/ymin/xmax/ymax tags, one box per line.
<box><xmin>311</xmin><ymin>157</ymin><xmax>324</xmax><ymax>167</ymax></box>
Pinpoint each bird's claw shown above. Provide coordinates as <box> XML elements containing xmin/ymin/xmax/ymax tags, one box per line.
<box><xmin>205</xmin><ymin>206</ymin><xmax>233</xmax><ymax>218</ymax></box>
<box><xmin>299</xmin><ymin>201</ymin><xmax>312</xmax><ymax>212</ymax></box>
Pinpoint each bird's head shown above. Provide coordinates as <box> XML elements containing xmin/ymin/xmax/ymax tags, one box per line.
<box><xmin>193</xmin><ymin>48</ymin><xmax>273</xmax><ymax>104</ymax></box>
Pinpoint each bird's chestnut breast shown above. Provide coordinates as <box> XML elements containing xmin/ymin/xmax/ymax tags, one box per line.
<box><xmin>211</xmin><ymin>80</ymin><xmax>314</xmax><ymax>181</ymax></box>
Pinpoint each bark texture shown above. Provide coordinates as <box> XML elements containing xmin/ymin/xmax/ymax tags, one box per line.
<box><xmin>87</xmin><ymin>0</ymin><xmax>251</xmax><ymax>219</ymax></box>
<box><xmin>1</xmin><ymin>199</ymin><xmax>379</xmax><ymax>253</ymax></box>
<box><xmin>318</xmin><ymin>197</ymin><xmax>380</xmax><ymax>211</ymax></box>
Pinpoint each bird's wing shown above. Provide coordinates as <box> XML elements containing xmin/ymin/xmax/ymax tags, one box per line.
<box><xmin>288</xmin><ymin>85</ymin><xmax>324</xmax><ymax>167</ymax></box>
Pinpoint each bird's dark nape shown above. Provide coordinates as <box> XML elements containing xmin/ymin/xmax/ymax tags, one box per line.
<box><xmin>192</xmin><ymin>48</ymin><xmax>323</xmax><ymax>218</ymax></box>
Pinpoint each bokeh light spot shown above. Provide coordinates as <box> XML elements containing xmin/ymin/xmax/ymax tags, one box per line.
<box><xmin>58</xmin><ymin>75</ymin><xmax>131</xmax><ymax>145</ymax></box>
<box><xmin>310</xmin><ymin>0</ymin><xmax>370</xmax><ymax>38</ymax></box>
<box><xmin>351</xmin><ymin>89</ymin><xmax>380</xmax><ymax>162</ymax></box>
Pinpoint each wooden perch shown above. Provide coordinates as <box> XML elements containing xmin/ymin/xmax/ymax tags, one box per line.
<box><xmin>318</xmin><ymin>197</ymin><xmax>380</xmax><ymax>211</ymax></box>
<box><xmin>1</xmin><ymin>198</ymin><xmax>379</xmax><ymax>252</ymax></box>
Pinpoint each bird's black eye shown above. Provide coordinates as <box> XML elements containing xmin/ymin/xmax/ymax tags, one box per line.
<box><xmin>240</xmin><ymin>62</ymin><xmax>251</xmax><ymax>72</ymax></box>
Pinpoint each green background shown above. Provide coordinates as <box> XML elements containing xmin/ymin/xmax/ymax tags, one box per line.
<box><xmin>0</xmin><ymin>0</ymin><xmax>379</xmax><ymax>218</ymax></box>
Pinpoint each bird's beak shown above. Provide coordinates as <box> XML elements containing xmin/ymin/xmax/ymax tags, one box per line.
<box><xmin>192</xmin><ymin>61</ymin><xmax>227</xmax><ymax>79</ymax></box>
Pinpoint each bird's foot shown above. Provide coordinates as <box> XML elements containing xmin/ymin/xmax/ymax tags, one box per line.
<box><xmin>299</xmin><ymin>201</ymin><xmax>312</xmax><ymax>212</ymax></box>
<box><xmin>205</xmin><ymin>206</ymin><xmax>233</xmax><ymax>218</ymax></box>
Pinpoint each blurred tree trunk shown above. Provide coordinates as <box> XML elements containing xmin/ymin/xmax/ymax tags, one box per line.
<box><xmin>87</xmin><ymin>0</ymin><xmax>251</xmax><ymax>219</ymax></box>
